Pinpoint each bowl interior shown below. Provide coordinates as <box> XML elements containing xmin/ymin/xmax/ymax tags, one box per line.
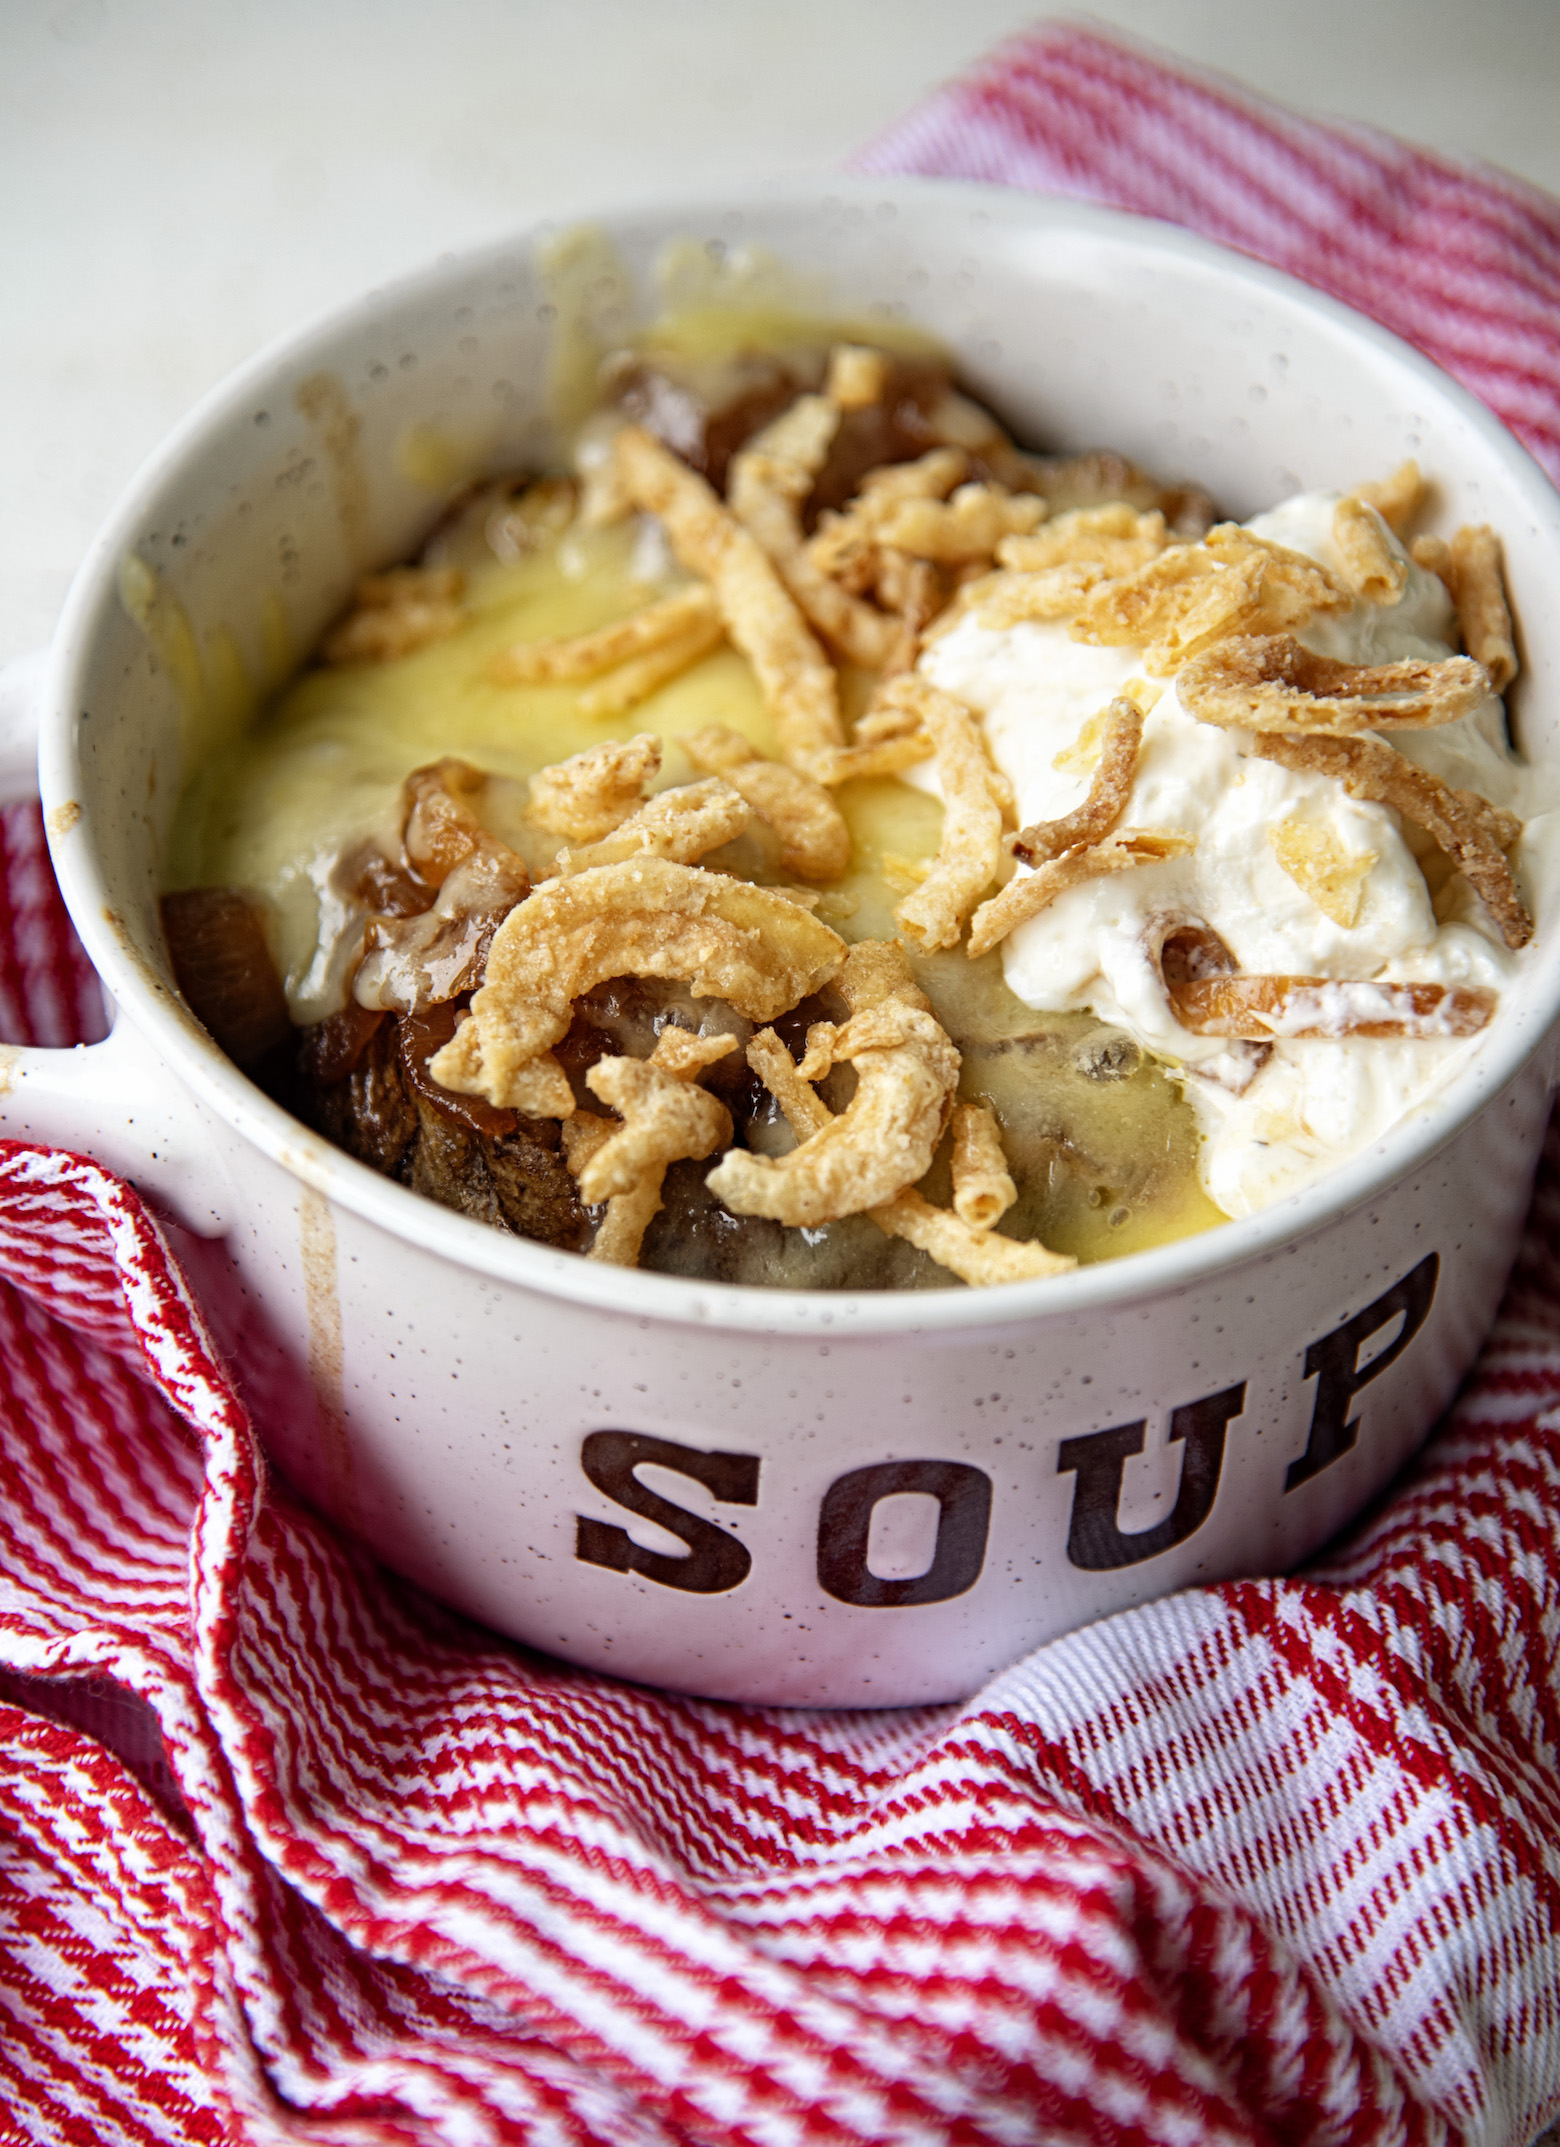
<box><xmin>46</xmin><ymin>179</ymin><xmax>1560</xmax><ymax>1326</ymax></box>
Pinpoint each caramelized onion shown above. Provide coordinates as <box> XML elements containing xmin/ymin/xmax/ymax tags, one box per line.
<box><xmin>161</xmin><ymin>888</ymin><xmax>292</xmax><ymax>1069</ymax></box>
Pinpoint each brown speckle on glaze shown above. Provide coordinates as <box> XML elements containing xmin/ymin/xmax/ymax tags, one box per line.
<box><xmin>47</xmin><ymin>801</ymin><xmax>82</xmax><ymax>838</ymax></box>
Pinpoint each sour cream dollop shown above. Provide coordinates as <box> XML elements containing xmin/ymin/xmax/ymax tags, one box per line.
<box><xmin>916</xmin><ymin>492</ymin><xmax>1544</xmax><ymax>1217</ymax></box>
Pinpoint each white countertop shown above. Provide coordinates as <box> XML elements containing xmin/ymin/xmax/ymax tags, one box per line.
<box><xmin>3</xmin><ymin>0</ymin><xmax>1558</xmax><ymax>668</ymax></box>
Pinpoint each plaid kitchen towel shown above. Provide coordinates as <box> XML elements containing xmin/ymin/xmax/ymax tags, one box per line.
<box><xmin>4</xmin><ymin>21</ymin><xmax>1560</xmax><ymax>2146</ymax></box>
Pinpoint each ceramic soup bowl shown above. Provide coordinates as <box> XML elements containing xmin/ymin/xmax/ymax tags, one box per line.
<box><xmin>2</xmin><ymin>181</ymin><xmax>1557</xmax><ymax>1705</ymax></box>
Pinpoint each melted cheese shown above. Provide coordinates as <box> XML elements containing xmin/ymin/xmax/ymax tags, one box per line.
<box><xmin>167</xmin><ymin>518</ymin><xmax>1223</xmax><ymax>1267</ymax></box>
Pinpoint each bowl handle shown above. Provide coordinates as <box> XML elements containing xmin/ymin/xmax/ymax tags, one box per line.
<box><xmin>0</xmin><ymin>650</ymin><xmax>230</xmax><ymax>1237</ymax></box>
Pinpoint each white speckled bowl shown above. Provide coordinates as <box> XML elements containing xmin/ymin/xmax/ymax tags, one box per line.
<box><xmin>2</xmin><ymin>180</ymin><xmax>1558</xmax><ymax>1705</ymax></box>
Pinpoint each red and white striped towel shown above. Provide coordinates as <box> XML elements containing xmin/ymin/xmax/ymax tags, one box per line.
<box><xmin>4</xmin><ymin>24</ymin><xmax>1560</xmax><ymax>2145</ymax></box>
<box><xmin>852</xmin><ymin>22</ymin><xmax>1560</xmax><ymax>487</ymax></box>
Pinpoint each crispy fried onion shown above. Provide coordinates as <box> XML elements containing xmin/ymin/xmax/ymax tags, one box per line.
<box><xmin>745</xmin><ymin>1023</ymin><xmax>831</xmax><ymax>1140</ymax></box>
<box><xmin>916</xmin><ymin>381</ymin><xmax>1023</xmax><ymax>469</ymax></box>
<box><xmin>429</xmin><ymin>856</ymin><xmax>845</xmax><ymax>1116</ymax></box>
<box><xmin>727</xmin><ymin>392</ymin><xmax>901</xmax><ymax>670</ymax></box>
<box><xmin>799</xmin><ymin>446</ymin><xmax>981</xmax><ymax>681</ymax></box>
<box><xmin>970</xmin><ymin>562</ymin><xmax>1110</xmax><ymax>630</ymax></box>
<box><xmin>1020</xmin><ymin>448</ymin><xmax>1215</xmax><ymax>535</ymax></box>
<box><xmin>871</xmin><ymin>549</ymin><xmax>943</xmax><ymax>677</ymax></box>
<box><xmin>727</xmin><ymin>956</ymin><xmax>1071</xmax><ymax>1284</ymax></box>
<box><xmin>1011</xmin><ymin>695</ymin><xmax>1144</xmax><ymax>866</ymax></box>
<box><xmin>1357</xmin><ymin>460</ymin><xmax>1426</xmax><ymax>536</ymax></box>
<box><xmin>997</xmin><ymin>505</ymin><xmax>1169</xmax><ymax>576</ymax></box>
<box><xmin>968</xmin><ymin>830</ymin><xmax>1193</xmax><ymax>961</ymax></box>
<box><xmin>1252</xmin><ymin>729</ymin><xmax>1531</xmax><ymax>949</ymax></box>
<box><xmin>873</xmin><ymin>676</ymin><xmax>1010</xmax><ymax>952</ymax></box>
<box><xmin>612</xmin><ymin>424</ymin><xmax>845</xmax><ymax>783</ymax></box>
<box><xmin>706</xmin><ymin>939</ymin><xmax>958</xmax><ymax>1227</ymax></box>
<box><xmin>1332</xmin><ymin>497</ymin><xmax>1408</xmax><ymax>605</ymax></box>
<box><xmin>827</xmin><ymin>344</ymin><xmax>889</xmax><ymax>409</ymax></box>
<box><xmin>353</xmin><ymin>760</ymin><xmax>529</xmax><ymax>1014</ymax></box>
<box><xmin>1169</xmin><ymin>972</ymin><xmax>1495</xmax><ymax>1040</ymax></box>
<box><xmin>1053</xmin><ymin>687</ymin><xmax>1160</xmax><ymax>771</ymax></box>
<box><xmin>1071</xmin><ymin>526</ymin><xmax>1351</xmax><ymax>674</ymax></box>
<box><xmin>950</xmin><ymin>1102</ymin><xmax>1017</xmax><ymax>1228</ymax></box>
<box><xmin>551</xmin><ymin>778</ymin><xmax>750</xmax><ymax>877</ymax></box>
<box><xmin>871</xmin><ymin>483</ymin><xmax>1046</xmax><ymax>564</ymax></box>
<box><xmin>576</xmin><ymin>619</ymin><xmax>727</xmax><ymax>718</ymax></box>
<box><xmin>528</xmin><ymin>733</ymin><xmax>660</xmax><ymax>843</ymax></box>
<box><xmin>322</xmin><ymin>567</ymin><xmax>466</xmax><ymax>666</ymax></box>
<box><xmin>1412</xmin><ymin>525</ymin><xmax>1518</xmax><ymax>693</ymax></box>
<box><xmin>488</xmin><ymin>583</ymin><xmax>720</xmax><ymax>684</ymax></box>
<box><xmin>563</xmin><ymin>1028</ymin><xmax>737</xmax><ymax>1267</ymax></box>
<box><xmin>682</xmin><ymin>726</ymin><xmax>850</xmax><ymax>881</ymax></box>
<box><xmin>1176</xmin><ymin>633</ymin><xmax>1492</xmax><ymax>733</ymax></box>
<box><xmin>970</xmin><ymin>509</ymin><xmax>1169</xmax><ymax>630</ymax></box>
<box><xmin>827</xmin><ymin>695</ymin><xmax>938</xmax><ymax>783</ymax></box>
<box><xmin>806</xmin><ymin>449</ymin><xmax>967</xmax><ymax>585</ymax></box>
<box><xmin>579</xmin><ymin>1030</ymin><xmax>737</xmax><ymax>1198</ymax></box>
<box><xmin>728</xmin><ymin>382</ymin><xmax>994</xmax><ymax>676</ymax></box>
<box><xmin>872</xmin><ymin>1187</ymin><xmax>1075</xmax><ymax>1285</ymax></box>
<box><xmin>561</xmin><ymin>1113</ymin><xmax>650</xmax><ymax>1262</ymax></box>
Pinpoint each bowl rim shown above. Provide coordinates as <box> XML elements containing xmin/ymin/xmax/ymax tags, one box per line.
<box><xmin>41</xmin><ymin>173</ymin><xmax>1560</xmax><ymax>1340</ymax></box>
